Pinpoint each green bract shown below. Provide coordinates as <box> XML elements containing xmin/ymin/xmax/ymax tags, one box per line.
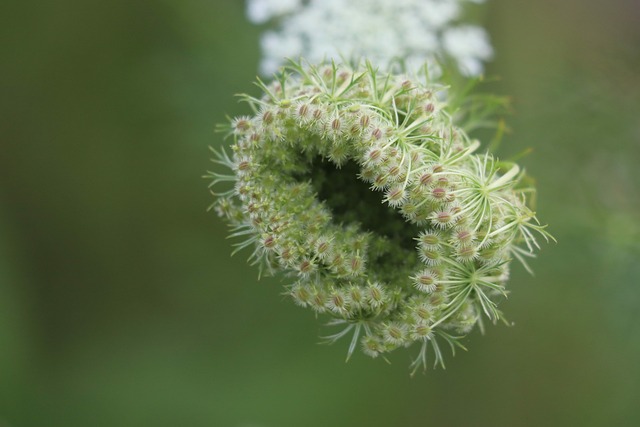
<box><xmin>208</xmin><ymin>60</ymin><xmax>552</xmax><ymax>373</ymax></box>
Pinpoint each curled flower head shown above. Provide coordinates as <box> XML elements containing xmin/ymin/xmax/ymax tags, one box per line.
<box><xmin>208</xmin><ymin>60</ymin><xmax>552</xmax><ymax>373</ymax></box>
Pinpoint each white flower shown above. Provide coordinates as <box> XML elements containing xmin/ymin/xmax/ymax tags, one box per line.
<box><xmin>246</xmin><ymin>0</ymin><xmax>493</xmax><ymax>76</ymax></box>
<box><xmin>442</xmin><ymin>25</ymin><xmax>493</xmax><ymax>76</ymax></box>
<box><xmin>246</xmin><ymin>0</ymin><xmax>302</xmax><ymax>24</ymax></box>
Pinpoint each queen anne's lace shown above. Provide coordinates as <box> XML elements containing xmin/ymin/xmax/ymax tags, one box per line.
<box><xmin>247</xmin><ymin>0</ymin><xmax>493</xmax><ymax>76</ymax></box>
<box><xmin>208</xmin><ymin>61</ymin><xmax>552</xmax><ymax>373</ymax></box>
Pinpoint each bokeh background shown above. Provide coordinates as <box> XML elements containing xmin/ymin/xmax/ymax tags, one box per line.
<box><xmin>1</xmin><ymin>1</ymin><xmax>639</xmax><ymax>426</ymax></box>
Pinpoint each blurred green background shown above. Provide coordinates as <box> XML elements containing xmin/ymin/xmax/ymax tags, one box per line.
<box><xmin>1</xmin><ymin>0</ymin><xmax>639</xmax><ymax>426</ymax></box>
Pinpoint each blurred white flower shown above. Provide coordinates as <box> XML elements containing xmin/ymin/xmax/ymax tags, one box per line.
<box><xmin>246</xmin><ymin>0</ymin><xmax>493</xmax><ymax>76</ymax></box>
<box><xmin>247</xmin><ymin>0</ymin><xmax>302</xmax><ymax>24</ymax></box>
<box><xmin>442</xmin><ymin>25</ymin><xmax>493</xmax><ymax>76</ymax></box>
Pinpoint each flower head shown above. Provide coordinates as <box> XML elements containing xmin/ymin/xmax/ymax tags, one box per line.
<box><xmin>246</xmin><ymin>0</ymin><xmax>493</xmax><ymax>76</ymax></box>
<box><xmin>208</xmin><ymin>60</ymin><xmax>552</xmax><ymax>372</ymax></box>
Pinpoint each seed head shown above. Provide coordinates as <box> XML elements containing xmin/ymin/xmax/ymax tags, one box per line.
<box><xmin>209</xmin><ymin>60</ymin><xmax>551</xmax><ymax>371</ymax></box>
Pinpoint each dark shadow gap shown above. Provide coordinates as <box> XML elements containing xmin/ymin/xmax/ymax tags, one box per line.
<box><xmin>298</xmin><ymin>157</ymin><xmax>421</xmax><ymax>251</ymax></box>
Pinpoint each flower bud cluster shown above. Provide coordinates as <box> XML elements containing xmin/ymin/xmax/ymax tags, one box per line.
<box><xmin>208</xmin><ymin>60</ymin><xmax>551</xmax><ymax>372</ymax></box>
